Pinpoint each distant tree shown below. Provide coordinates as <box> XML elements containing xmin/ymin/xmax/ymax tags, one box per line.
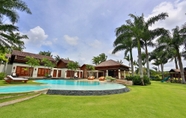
<box><xmin>67</xmin><ymin>61</ymin><xmax>79</xmax><ymax>78</ymax></box>
<box><xmin>54</xmin><ymin>55</ymin><xmax>60</xmax><ymax>63</ymax></box>
<box><xmin>156</xmin><ymin>24</ymin><xmax>186</xmax><ymax>83</ymax></box>
<box><xmin>39</xmin><ymin>51</ymin><xmax>53</xmax><ymax>57</ymax></box>
<box><xmin>92</xmin><ymin>53</ymin><xmax>107</xmax><ymax>65</ymax></box>
<box><xmin>0</xmin><ymin>52</ymin><xmax>8</xmax><ymax>64</ymax></box>
<box><xmin>41</xmin><ymin>58</ymin><xmax>55</xmax><ymax>77</ymax></box>
<box><xmin>25</xmin><ymin>56</ymin><xmax>40</xmax><ymax>77</ymax></box>
<box><xmin>117</xmin><ymin>60</ymin><xmax>123</xmax><ymax>64</ymax></box>
<box><xmin>149</xmin><ymin>48</ymin><xmax>168</xmax><ymax>79</ymax></box>
<box><xmin>86</xmin><ymin>65</ymin><xmax>95</xmax><ymax>76</ymax></box>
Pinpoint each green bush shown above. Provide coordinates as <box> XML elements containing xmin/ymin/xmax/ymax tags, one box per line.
<box><xmin>0</xmin><ymin>72</ymin><xmax>6</xmax><ymax>80</ymax></box>
<box><xmin>106</xmin><ymin>76</ymin><xmax>116</xmax><ymax>82</ymax></box>
<box><xmin>126</xmin><ymin>76</ymin><xmax>133</xmax><ymax>81</ymax></box>
<box><xmin>126</xmin><ymin>75</ymin><xmax>151</xmax><ymax>85</ymax></box>
<box><xmin>150</xmin><ymin>76</ymin><xmax>161</xmax><ymax>81</ymax></box>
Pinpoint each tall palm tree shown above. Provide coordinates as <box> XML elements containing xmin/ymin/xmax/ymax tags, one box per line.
<box><xmin>139</xmin><ymin>13</ymin><xmax>168</xmax><ymax>78</ymax></box>
<box><xmin>0</xmin><ymin>0</ymin><xmax>31</xmax><ymax>51</ymax></box>
<box><xmin>0</xmin><ymin>0</ymin><xmax>31</xmax><ymax>24</ymax></box>
<box><xmin>157</xmin><ymin>25</ymin><xmax>186</xmax><ymax>83</ymax></box>
<box><xmin>0</xmin><ymin>31</ymin><xmax>28</xmax><ymax>50</ymax></box>
<box><xmin>115</xmin><ymin>14</ymin><xmax>146</xmax><ymax>84</ymax></box>
<box><xmin>149</xmin><ymin>48</ymin><xmax>169</xmax><ymax>79</ymax></box>
<box><xmin>112</xmin><ymin>34</ymin><xmax>135</xmax><ymax>76</ymax></box>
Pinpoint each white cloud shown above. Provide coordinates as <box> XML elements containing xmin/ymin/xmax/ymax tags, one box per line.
<box><xmin>147</xmin><ymin>0</ymin><xmax>186</xmax><ymax>30</ymax></box>
<box><xmin>25</xmin><ymin>26</ymin><xmax>49</xmax><ymax>47</ymax></box>
<box><xmin>63</xmin><ymin>35</ymin><xmax>79</xmax><ymax>45</ymax></box>
<box><xmin>89</xmin><ymin>39</ymin><xmax>102</xmax><ymax>48</ymax></box>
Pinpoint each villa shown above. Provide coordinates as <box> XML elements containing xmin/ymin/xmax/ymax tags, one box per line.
<box><xmin>0</xmin><ymin>50</ymin><xmax>129</xmax><ymax>79</ymax></box>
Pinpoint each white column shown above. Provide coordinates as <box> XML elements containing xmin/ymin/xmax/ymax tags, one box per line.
<box><xmin>96</xmin><ymin>71</ymin><xmax>98</xmax><ymax>78</ymax></box>
<box><xmin>124</xmin><ymin>70</ymin><xmax>126</xmax><ymax>79</ymax></box>
<box><xmin>118</xmin><ymin>69</ymin><xmax>121</xmax><ymax>79</ymax></box>
<box><xmin>106</xmin><ymin>70</ymin><xmax>108</xmax><ymax>76</ymax></box>
<box><xmin>65</xmin><ymin>71</ymin><xmax>67</xmax><ymax>78</ymax></box>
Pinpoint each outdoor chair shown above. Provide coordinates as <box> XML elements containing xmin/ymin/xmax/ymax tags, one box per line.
<box><xmin>4</xmin><ymin>75</ymin><xmax>28</xmax><ymax>84</ymax></box>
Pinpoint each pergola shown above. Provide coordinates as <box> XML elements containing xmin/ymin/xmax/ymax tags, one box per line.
<box><xmin>95</xmin><ymin>59</ymin><xmax>130</xmax><ymax>79</ymax></box>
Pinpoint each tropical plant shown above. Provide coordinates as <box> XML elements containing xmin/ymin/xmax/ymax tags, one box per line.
<box><xmin>0</xmin><ymin>31</ymin><xmax>28</xmax><ymax>51</ymax></box>
<box><xmin>67</xmin><ymin>61</ymin><xmax>79</xmax><ymax>78</ymax></box>
<box><xmin>41</xmin><ymin>58</ymin><xmax>55</xmax><ymax>77</ymax></box>
<box><xmin>92</xmin><ymin>53</ymin><xmax>107</xmax><ymax>65</ymax></box>
<box><xmin>54</xmin><ymin>55</ymin><xmax>61</xmax><ymax>63</ymax></box>
<box><xmin>25</xmin><ymin>56</ymin><xmax>40</xmax><ymax>77</ymax></box>
<box><xmin>140</xmin><ymin>13</ymin><xmax>168</xmax><ymax>78</ymax></box>
<box><xmin>0</xmin><ymin>0</ymin><xmax>31</xmax><ymax>51</ymax></box>
<box><xmin>112</xmin><ymin>30</ymin><xmax>135</xmax><ymax>76</ymax></box>
<box><xmin>156</xmin><ymin>24</ymin><xmax>186</xmax><ymax>83</ymax></box>
<box><xmin>149</xmin><ymin>48</ymin><xmax>169</xmax><ymax>80</ymax></box>
<box><xmin>86</xmin><ymin>65</ymin><xmax>95</xmax><ymax>76</ymax></box>
<box><xmin>39</xmin><ymin>51</ymin><xmax>53</xmax><ymax>57</ymax></box>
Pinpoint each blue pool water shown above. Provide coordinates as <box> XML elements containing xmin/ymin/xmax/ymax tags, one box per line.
<box><xmin>35</xmin><ymin>80</ymin><xmax>126</xmax><ymax>90</ymax></box>
<box><xmin>35</xmin><ymin>80</ymin><xmax>100</xmax><ymax>86</ymax></box>
<box><xmin>0</xmin><ymin>85</ymin><xmax>48</xmax><ymax>93</ymax></box>
<box><xmin>0</xmin><ymin>80</ymin><xmax>126</xmax><ymax>93</ymax></box>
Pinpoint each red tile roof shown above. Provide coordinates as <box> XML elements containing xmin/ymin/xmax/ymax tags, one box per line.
<box><xmin>12</xmin><ymin>50</ymin><xmax>54</xmax><ymax>61</ymax></box>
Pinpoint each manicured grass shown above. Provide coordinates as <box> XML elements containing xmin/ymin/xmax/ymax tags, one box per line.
<box><xmin>0</xmin><ymin>81</ymin><xmax>186</xmax><ymax>118</ymax></box>
<box><xmin>0</xmin><ymin>80</ymin><xmax>42</xmax><ymax>86</ymax></box>
<box><xmin>0</xmin><ymin>92</ymin><xmax>38</xmax><ymax>103</ymax></box>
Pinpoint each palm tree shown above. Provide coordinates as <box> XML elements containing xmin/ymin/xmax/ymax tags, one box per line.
<box><xmin>39</xmin><ymin>51</ymin><xmax>53</xmax><ymax>57</ymax></box>
<box><xmin>149</xmin><ymin>48</ymin><xmax>169</xmax><ymax>79</ymax></box>
<box><xmin>92</xmin><ymin>53</ymin><xmax>107</xmax><ymax>65</ymax></box>
<box><xmin>54</xmin><ymin>55</ymin><xmax>61</xmax><ymax>63</ymax></box>
<box><xmin>0</xmin><ymin>0</ymin><xmax>31</xmax><ymax>51</ymax></box>
<box><xmin>139</xmin><ymin>13</ymin><xmax>168</xmax><ymax>78</ymax></box>
<box><xmin>112</xmin><ymin>30</ymin><xmax>135</xmax><ymax>76</ymax></box>
<box><xmin>0</xmin><ymin>0</ymin><xmax>31</xmax><ymax>24</ymax></box>
<box><xmin>0</xmin><ymin>31</ymin><xmax>28</xmax><ymax>50</ymax></box>
<box><xmin>157</xmin><ymin>25</ymin><xmax>186</xmax><ymax>83</ymax></box>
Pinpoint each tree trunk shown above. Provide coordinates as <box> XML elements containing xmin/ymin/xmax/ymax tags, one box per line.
<box><xmin>137</xmin><ymin>39</ymin><xmax>144</xmax><ymax>85</ymax></box>
<box><xmin>160</xmin><ymin>63</ymin><xmax>164</xmax><ymax>79</ymax></box>
<box><xmin>145</xmin><ymin>44</ymin><xmax>150</xmax><ymax>78</ymax></box>
<box><xmin>174</xmin><ymin>57</ymin><xmax>178</xmax><ymax>69</ymax></box>
<box><xmin>130</xmin><ymin>50</ymin><xmax>134</xmax><ymax>76</ymax></box>
<box><xmin>176</xmin><ymin>49</ymin><xmax>186</xmax><ymax>83</ymax></box>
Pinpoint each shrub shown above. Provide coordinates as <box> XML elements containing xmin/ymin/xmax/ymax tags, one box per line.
<box><xmin>106</xmin><ymin>76</ymin><xmax>116</xmax><ymax>82</ymax></box>
<box><xmin>0</xmin><ymin>72</ymin><xmax>6</xmax><ymax>80</ymax></box>
<box><xmin>126</xmin><ymin>75</ymin><xmax>151</xmax><ymax>85</ymax></box>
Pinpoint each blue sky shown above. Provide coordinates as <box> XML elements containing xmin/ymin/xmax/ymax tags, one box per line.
<box><xmin>15</xmin><ymin>0</ymin><xmax>186</xmax><ymax>70</ymax></box>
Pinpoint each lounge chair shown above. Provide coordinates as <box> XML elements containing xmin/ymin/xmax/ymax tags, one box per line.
<box><xmin>4</xmin><ymin>75</ymin><xmax>28</xmax><ymax>84</ymax></box>
<box><xmin>88</xmin><ymin>76</ymin><xmax>95</xmax><ymax>80</ymax></box>
<box><xmin>99</xmin><ymin>76</ymin><xmax>105</xmax><ymax>81</ymax></box>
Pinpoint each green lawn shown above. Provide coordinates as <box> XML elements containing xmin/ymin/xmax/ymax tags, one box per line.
<box><xmin>0</xmin><ymin>80</ymin><xmax>42</xmax><ymax>86</ymax></box>
<box><xmin>0</xmin><ymin>81</ymin><xmax>186</xmax><ymax>118</ymax></box>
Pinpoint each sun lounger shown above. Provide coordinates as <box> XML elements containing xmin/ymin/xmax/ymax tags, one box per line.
<box><xmin>88</xmin><ymin>76</ymin><xmax>95</xmax><ymax>80</ymax></box>
<box><xmin>4</xmin><ymin>75</ymin><xmax>28</xmax><ymax>84</ymax></box>
<box><xmin>99</xmin><ymin>76</ymin><xmax>105</xmax><ymax>81</ymax></box>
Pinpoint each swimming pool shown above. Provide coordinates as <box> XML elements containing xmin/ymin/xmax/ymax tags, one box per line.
<box><xmin>35</xmin><ymin>80</ymin><xmax>129</xmax><ymax>95</ymax></box>
<box><xmin>0</xmin><ymin>80</ymin><xmax>129</xmax><ymax>95</ymax></box>
<box><xmin>0</xmin><ymin>85</ymin><xmax>48</xmax><ymax>94</ymax></box>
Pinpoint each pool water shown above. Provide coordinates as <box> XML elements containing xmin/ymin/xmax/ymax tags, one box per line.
<box><xmin>0</xmin><ymin>80</ymin><xmax>126</xmax><ymax>93</ymax></box>
<box><xmin>35</xmin><ymin>80</ymin><xmax>126</xmax><ymax>90</ymax></box>
<box><xmin>0</xmin><ymin>85</ymin><xmax>48</xmax><ymax>93</ymax></box>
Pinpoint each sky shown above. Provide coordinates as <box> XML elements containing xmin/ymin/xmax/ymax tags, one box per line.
<box><xmin>13</xmin><ymin>0</ymin><xmax>186</xmax><ymax>70</ymax></box>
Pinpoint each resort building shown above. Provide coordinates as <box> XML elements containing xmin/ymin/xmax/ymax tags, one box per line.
<box><xmin>0</xmin><ymin>50</ymin><xmax>83</xmax><ymax>78</ymax></box>
<box><xmin>0</xmin><ymin>50</ymin><xmax>129</xmax><ymax>79</ymax></box>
